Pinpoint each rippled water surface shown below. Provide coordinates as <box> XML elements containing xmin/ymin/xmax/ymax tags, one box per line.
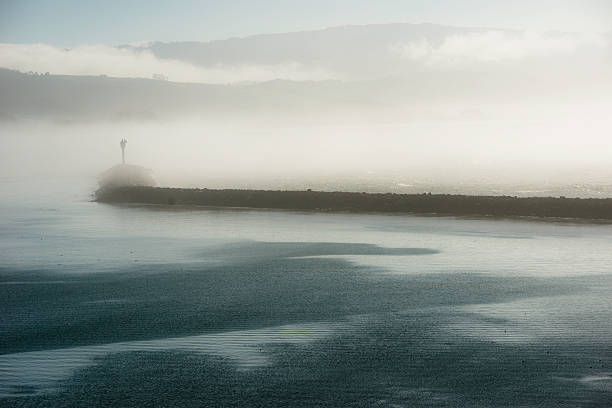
<box><xmin>1</xmin><ymin>180</ymin><xmax>611</xmax><ymax>407</ymax></box>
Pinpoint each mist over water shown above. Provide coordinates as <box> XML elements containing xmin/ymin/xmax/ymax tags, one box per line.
<box><xmin>2</xmin><ymin>104</ymin><xmax>612</xmax><ymax>196</ymax></box>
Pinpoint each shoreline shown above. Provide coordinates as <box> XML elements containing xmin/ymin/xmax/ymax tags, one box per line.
<box><xmin>95</xmin><ymin>186</ymin><xmax>612</xmax><ymax>222</ymax></box>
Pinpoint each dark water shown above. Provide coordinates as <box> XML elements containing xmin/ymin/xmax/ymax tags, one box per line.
<box><xmin>1</xmin><ymin>180</ymin><xmax>611</xmax><ymax>407</ymax></box>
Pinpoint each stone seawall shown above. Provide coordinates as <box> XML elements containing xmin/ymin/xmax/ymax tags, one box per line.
<box><xmin>95</xmin><ymin>186</ymin><xmax>612</xmax><ymax>221</ymax></box>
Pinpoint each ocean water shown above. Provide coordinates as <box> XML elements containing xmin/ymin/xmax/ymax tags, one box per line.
<box><xmin>1</xmin><ymin>180</ymin><xmax>612</xmax><ymax>407</ymax></box>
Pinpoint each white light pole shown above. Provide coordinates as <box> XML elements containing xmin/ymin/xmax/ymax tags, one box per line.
<box><xmin>120</xmin><ymin>139</ymin><xmax>127</xmax><ymax>164</ymax></box>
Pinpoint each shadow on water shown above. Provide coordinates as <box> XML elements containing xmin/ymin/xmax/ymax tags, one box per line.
<box><xmin>2</xmin><ymin>241</ymin><xmax>611</xmax><ymax>406</ymax></box>
<box><xmin>6</xmin><ymin>315</ymin><xmax>611</xmax><ymax>407</ymax></box>
<box><xmin>0</xmin><ymin>241</ymin><xmax>579</xmax><ymax>355</ymax></box>
<box><xmin>196</xmin><ymin>241</ymin><xmax>440</xmax><ymax>263</ymax></box>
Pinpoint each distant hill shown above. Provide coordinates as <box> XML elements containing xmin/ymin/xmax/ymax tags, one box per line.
<box><xmin>127</xmin><ymin>23</ymin><xmax>487</xmax><ymax>77</ymax></box>
<box><xmin>1</xmin><ymin>66</ymin><xmax>606</xmax><ymax>123</ymax></box>
<box><xmin>126</xmin><ymin>23</ymin><xmax>610</xmax><ymax>80</ymax></box>
<box><xmin>0</xmin><ymin>23</ymin><xmax>609</xmax><ymax>122</ymax></box>
<box><xmin>0</xmin><ymin>67</ymin><xmax>504</xmax><ymax>122</ymax></box>
<box><xmin>0</xmin><ymin>68</ymin><xmax>391</xmax><ymax>121</ymax></box>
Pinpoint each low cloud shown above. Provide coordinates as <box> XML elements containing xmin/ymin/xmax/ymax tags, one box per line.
<box><xmin>0</xmin><ymin>43</ymin><xmax>340</xmax><ymax>83</ymax></box>
<box><xmin>391</xmin><ymin>31</ymin><xmax>607</xmax><ymax>67</ymax></box>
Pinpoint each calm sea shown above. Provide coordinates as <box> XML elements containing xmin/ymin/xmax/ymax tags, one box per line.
<box><xmin>1</xmin><ymin>179</ymin><xmax>611</xmax><ymax>407</ymax></box>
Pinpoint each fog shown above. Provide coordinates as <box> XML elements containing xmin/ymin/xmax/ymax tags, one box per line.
<box><xmin>1</xmin><ymin>23</ymin><xmax>612</xmax><ymax>194</ymax></box>
<box><xmin>2</xmin><ymin>106</ymin><xmax>612</xmax><ymax>191</ymax></box>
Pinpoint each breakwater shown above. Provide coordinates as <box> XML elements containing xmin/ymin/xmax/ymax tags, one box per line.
<box><xmin>95</xmin><ymin>186</ymin><xmax>612</xmax><ymax>221</ymax></box>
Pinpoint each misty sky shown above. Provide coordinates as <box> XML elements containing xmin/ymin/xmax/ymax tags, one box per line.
<box><xmin>1</xmin><ymin>0</ymin><xmax>612</xmax><ymax>187</ymax></box>
<box><xmin>1</xmin><ymin>0</ymin><xmax>611</xmax><ymax>46</ymax></box>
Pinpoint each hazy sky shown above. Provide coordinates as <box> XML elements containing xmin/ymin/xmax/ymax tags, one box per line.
<box><xmin>1</xmin><ymin>0</ymin><xmax>611</xmax><ymax>46</ymax></box>
<box><xmin>1</xmin><ymin>0</ymin><xmax>611</xmax><ymax>186</ymax></box>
